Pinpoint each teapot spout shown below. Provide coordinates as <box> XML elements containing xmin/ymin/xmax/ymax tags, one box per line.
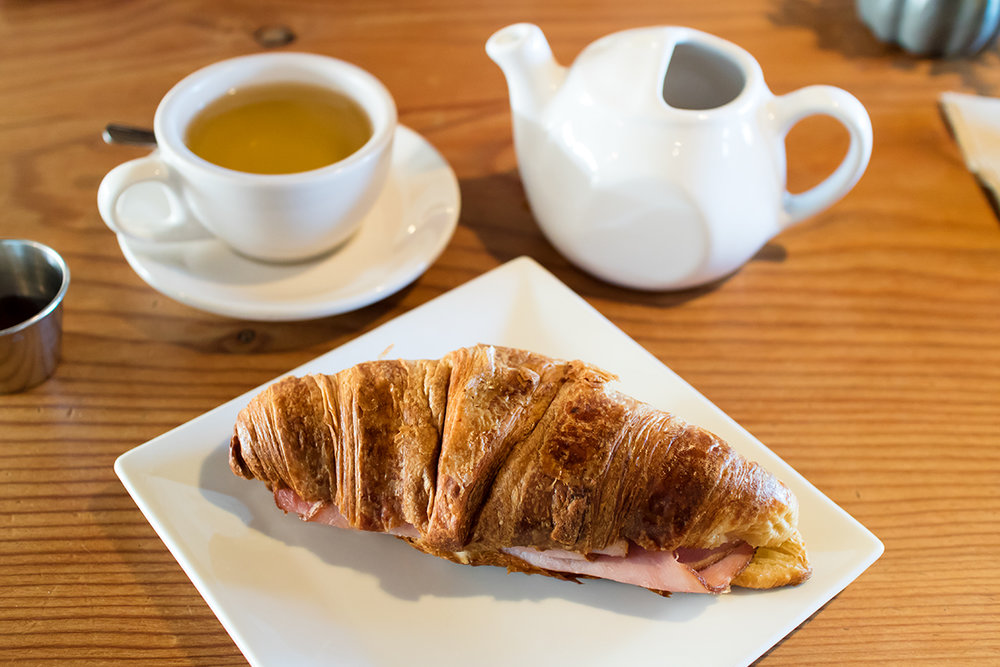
<box><xmin>486</xmin><ymin>23</ymin><xmax>566</xmax><ymax>117</ymax></box>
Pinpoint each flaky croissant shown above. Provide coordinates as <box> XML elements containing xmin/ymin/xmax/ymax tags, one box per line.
<box><xmin>230</xmin><ymin>344</ymin><xmax>810</xmax><ymax>594</ymax></box>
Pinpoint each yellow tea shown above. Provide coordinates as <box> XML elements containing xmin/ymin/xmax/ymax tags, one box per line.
<box><xmin>185</xmin><ymin>82</ymin><xmax>372</xmax><ymax>175</ymax></box>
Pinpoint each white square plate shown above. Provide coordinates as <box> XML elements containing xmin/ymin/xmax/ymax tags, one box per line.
<box><xmin>116</xmin><ymin>256</ymin><xmax>883</xmax><ymax>667</ymax></box>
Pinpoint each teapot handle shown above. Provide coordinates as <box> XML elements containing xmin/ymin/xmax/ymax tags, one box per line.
<box><xmin>771</xmin><ymin>85</ymin><xmax>873</xmax><ymax>226</ymax></box>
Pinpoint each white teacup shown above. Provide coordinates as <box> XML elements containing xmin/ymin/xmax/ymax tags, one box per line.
<box><xmin>98</xmin><ymin>52</ymin><xmax>397</xmax><ymax>263</ymax></box>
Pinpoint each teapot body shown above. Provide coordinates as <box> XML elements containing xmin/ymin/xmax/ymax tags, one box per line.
<box><xmin>510</xmin><ymin>27</ymin><xmax>786</xmax><ymax>289</ymax></box>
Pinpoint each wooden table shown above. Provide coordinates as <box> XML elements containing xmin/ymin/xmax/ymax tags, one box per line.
<box><xmin>2</xmin><ymin>0</ymin><xmax>998</xmax><ymax>664</ymax></box>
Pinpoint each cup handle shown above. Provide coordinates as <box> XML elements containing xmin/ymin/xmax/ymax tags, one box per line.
<box><xmin>771</xmin><ymin>85</ymin><xmax>873</xmax><ymax>226</ymax></box>
<box><xmin>96</xmin><ymin>154</ymin><xmax>212</xmax><ymax>242</ymax></box>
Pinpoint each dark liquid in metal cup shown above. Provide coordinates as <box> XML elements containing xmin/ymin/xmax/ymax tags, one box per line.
<box><xmin>0</xmin><ymin>294</ymin><xmax>49</xmax><ymax>330</ymax></box>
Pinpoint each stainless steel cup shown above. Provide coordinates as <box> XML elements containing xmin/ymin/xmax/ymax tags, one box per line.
<box><xmin>0</xmin><ymin>239</ymin><xmax>70</xmax><ymax>393</ymax></box>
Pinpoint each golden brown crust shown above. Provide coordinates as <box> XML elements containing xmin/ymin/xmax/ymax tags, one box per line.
<box><xmin>732</xmin><ymin>535</ymin><xmax>812</xmax><ymax>588</ymax></box>
<box><xmin>230</xmin><ymin>344</ymin><xmax>810</xmax><ymax>589</ymax></box>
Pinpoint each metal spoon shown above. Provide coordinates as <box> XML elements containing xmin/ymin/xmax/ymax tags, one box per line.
<box><xmin>103</xmin><ymin>123</ymin><xmax>156</xmax><ymax>146</ymax></box>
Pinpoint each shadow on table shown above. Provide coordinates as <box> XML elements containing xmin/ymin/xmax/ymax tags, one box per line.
<box><xmin>767</xmin><ymin>0</ymin><xmax>1000</xmax><ymax>94</ymax></box>
<box><xmin>120</xmin><ymin>280</ymin><xmax>417</xmax><ymax>355</ymax></box>
<box><xmin>456</xmin><ymin>170</ymin><xmax>787</xmax><ymax>307</ymax></box>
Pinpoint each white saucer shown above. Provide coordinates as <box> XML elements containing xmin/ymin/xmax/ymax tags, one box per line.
<box><xmin>113</xmin><ymin>126</ymin><xmax>460</xmax><ymax>321</ymax></box>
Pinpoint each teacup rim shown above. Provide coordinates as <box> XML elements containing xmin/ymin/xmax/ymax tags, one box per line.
<box><xmin>152</xmin><ymin>51</ymin><xmax>398</xmax><ymax>183</ymax></box>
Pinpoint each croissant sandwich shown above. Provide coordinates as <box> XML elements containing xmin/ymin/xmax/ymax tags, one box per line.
<box><xmin>229</xmin><ymin>344</ymin><xmax>810</xmax><ymax>595</ymax></box>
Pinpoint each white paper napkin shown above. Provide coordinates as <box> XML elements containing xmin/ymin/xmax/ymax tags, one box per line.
<box><xmin>940</xmin><ymin>91</ymin><xmax>1000</xmax><ymax>214</ymax></box>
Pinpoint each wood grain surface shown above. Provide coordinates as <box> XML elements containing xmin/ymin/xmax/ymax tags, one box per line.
<box><xmin>1</xmin><ymin>0</ymin><xmax>998</xmax><ymax>664</ymax></box>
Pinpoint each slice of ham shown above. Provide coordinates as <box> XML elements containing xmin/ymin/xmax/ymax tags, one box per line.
<box><xmin>503</xmin><ymin>542</ymin><xmax>753</xmax><ymax>594</ymax></box>
<box><xmin>272</xmin><ymin>488</ymin><xmax>753</xmax><ymax>593</ymax></box>
<box><xmin>275</xmin><ymin>487</ymin><xmax>420</xmax><ymax>538</ymax></box>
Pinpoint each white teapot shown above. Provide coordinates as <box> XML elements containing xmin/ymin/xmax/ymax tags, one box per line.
<box><xmin>487</xmin><ymin>24</ymin><xmax>873</xmax><ymax>290</ymax></box>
